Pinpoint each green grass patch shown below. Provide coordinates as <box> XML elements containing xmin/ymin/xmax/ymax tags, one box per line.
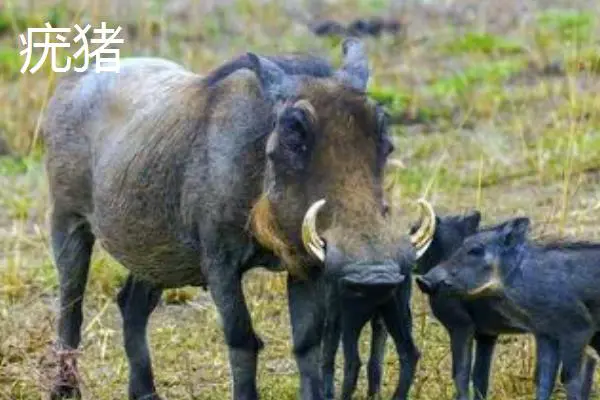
<box><xmin>0</xmin><ymin>258</ymin><xmax>55</xmax><ymax>302</ymax></box>
<box><xmin>388</xmin><ymin>165</ymin><xmax>461</xmax><ymax>197</ymax></box>
<box><xmin>442</xmin><ymin>32</ymin><xmax>524</xmax><ymax>55</ymax></box>
<box><xmin>536</xmin><ymin>10</ymin><xmax>595</xmax><ymax>44</ymax></box>
<box><xmin>89</xmin><ymin>253</ymin><xmax>128</xmax><ymax>298</ymax></box>
<box><xmin>356</xmin><ymin>0</ymin><xmax>388</xmax><ymax>13</ymax></box>
<box><xmin>369</xmin><ymin>85</ymin><xmax>452</xmax><ymax>124</ymax></box>
<box><xmin>0</xmin><ymin>156</ymin><xmax>30</xmax><ymax>175</ymax></box>
<box><xmin>566</xmin><ymin>48</ymin><xmax>600</xmax><ymax>74</ymax></box>
<box><xmin>429</xmin><ymin>59</ymin><xmax>525</xmax><ymax>97</ymax></box>
<box><xmin>0</xmin><ymin>47</ymin><xmax>23</xmax><ymax>78</ymax></box>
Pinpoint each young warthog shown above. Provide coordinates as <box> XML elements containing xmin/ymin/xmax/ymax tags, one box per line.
<box><xmin>44</xmin><ymin>38</ymin><xmax>434</xmax><ymax>400</ymax></box>
<box><xmin>414</xmin><ymin>210</ymin><xmax>531</xmax><ymax>400</ymax></box>
<box><xmin>322</xmin><ymin>199</ymin><xmax>435</xmax><ymax>400</ymax></box>
<box><xmin>417</xmin><ymin>217</ymin><xmax>600</xmax><ymax>400</ymax></box>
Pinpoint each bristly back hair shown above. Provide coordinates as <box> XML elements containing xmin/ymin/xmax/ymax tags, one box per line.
<box><xmin>203</xmin><ymin>53</ymin><xmax>334</xmax><ymax>87</ymax></box>
<box><xmin>537</xmin><ymin>239</ymin><xmax>600</xmax><ymax>251</ymax></box>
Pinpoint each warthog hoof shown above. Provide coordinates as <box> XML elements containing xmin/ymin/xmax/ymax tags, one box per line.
<box><xmin>132</xmin><ymin>395</ymin><xmax>163</xmax><ymax>400</ymax></box>
<box><xmin>49</xmin><ymin>349</ymin><xmax>81</xmax><ymax>399</ymax></box>
<box><xmin>50</xmin><ymin>384</ymin><xmax>81</xmax><ymax>399</ymax></box>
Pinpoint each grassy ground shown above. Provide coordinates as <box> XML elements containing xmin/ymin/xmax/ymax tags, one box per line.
<box><xmin>1</xmin><ymin>0</ymin><xmax>600</xmax><ymax>398</ymax></box>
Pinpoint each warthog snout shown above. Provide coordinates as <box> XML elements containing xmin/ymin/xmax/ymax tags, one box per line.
<box><xmin>340</xmin><ymin>263</ymin><xmax>403</xmax><ymax>298</ymax></box>
<box><xmin>416</xmin><ymin>267</ymin><xmax>450</xmax><ymax>295</ymax></box>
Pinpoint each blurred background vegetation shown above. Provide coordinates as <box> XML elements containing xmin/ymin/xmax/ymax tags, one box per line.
<box><xmin>0</xmin><ymin>0</ymin><xmax>599</xmax><ymax>398</ymax></box>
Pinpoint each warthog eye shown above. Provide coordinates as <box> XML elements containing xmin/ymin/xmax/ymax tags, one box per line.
<box><xmin>383</xmin><ymin>138</ymin><xmax>394</xmax><ymax>157</ymax></box>
<box><xmin>272</xmin><ymin>106</ymin><xmax>315</xmax><ymax>174</ymax></box>
<box><xmin>467</xmin><ymin>245</ymin><xmax>485</xmax><ymax>257</ymax></box>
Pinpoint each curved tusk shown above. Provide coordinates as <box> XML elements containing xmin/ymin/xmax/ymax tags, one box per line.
<box><xmin>302</xmin><ymin>199</ymin><xmax>327</xmax><ymax>262</ymax></box>
<box><xmin>410</xmin><ymin>198</ymin><xmax>437</xmax><ymax>260</ymax></box>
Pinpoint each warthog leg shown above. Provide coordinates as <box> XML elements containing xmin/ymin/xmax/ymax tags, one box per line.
<box><xmin>534</xmin><ymin>335</ymin><xmax>560</xmax><ymax>400</ymax></box>
<box><xmin>380</xmin><ymin>287</ymin><xmax>420</xmax><ymax>400</ymax></box>
<box><xmin>580</xmin><ymin>353</ymin><xmax>596</xmax><ymax>400</ymax></box>
<box><xmin>321</xmin><ymin>286</ymin><xmax>341</xmax><ymax>400</ymax></box>
<box><xmin>287</xmin><ymin>274</ymin><xmax>326</xmax><ymax>400</ymax></box>
<box><xmin>50</xmin><ymin>212</ymin><xmax>95</xmax><ymax>399</ymax></box>
<box><xmin>207</xmin><ymin>266</ymin><xmax>263</xmax><ymax>400</ymax></box>
<box><xmin>581</xmin><ymin>333</ymin><xmax>600</xmax><ymax>400</ymax></box>
<box><xmin>558</xmin><ymin>330</ymin><xmax>594</xmax><ymax>400</ymax></box>
<box><xmin>472</xmin><ymin>334</ymin><xmax>497</xmax><ymax>400</ymax></box>
<box><xmin>447</xmin><ymin>327</ymin><xmax>475</xmax><ymax>400</ymax></box>
<box><xmin>340</xmin><ymin>307</ymin><xmax>370</xmax><ymax>400</ymax></box>
<box><xmin>367</xmin><ymin>317</ymin><xmax>387</xmax><ymax>399</ymax></box>
<box><xmin>117</xmin><ymin>275</ymin><xmax>162</xmax><ymax>400</ymax></box>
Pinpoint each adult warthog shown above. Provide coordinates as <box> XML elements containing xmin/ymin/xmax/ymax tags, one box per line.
<box><xmin>43</xmin><ymin>39</ymin><xmax>433</xmax><ymax>400</ymax></box>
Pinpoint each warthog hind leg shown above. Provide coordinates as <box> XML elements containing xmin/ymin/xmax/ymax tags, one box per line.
<box><xmin>50</xmin><ymin>212</ymin><xmax>95</xmax><ymax>399</ymax></box>
<box><xmin>117</xmin><ymin>275</ymin><xmax>163</xmax><ymax>400</ymax></box>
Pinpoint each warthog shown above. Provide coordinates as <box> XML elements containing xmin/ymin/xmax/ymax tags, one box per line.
<box><xmin>44</xmin><ymin>38</ymin><xmax>434</xmax><ymax>400</ymax></box>
<box><xmin>414</xmin><ymin>210</ymin><xmax>529</xmax><ymax>400</ymax></box>
<box><xmin>418</xmin><ymin>217</ymin><xmax>600</xmax><ymax>400</ymax></box>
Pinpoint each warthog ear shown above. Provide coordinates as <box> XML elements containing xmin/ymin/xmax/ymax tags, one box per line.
<box><xmin>462</xmin><ymin>211</ymin><xmax>481</xmax><ymax>235</ymax></box>
<box><xmin>247</xmin><ymin>52</ymin><xmax>289</xmax><ymax>103</ymax></box>
<box><xmin>499</xmin><ymin>217</ymin><xmax>530</xmax><ymax>248</ymax></box>
<box><xmin>334</xmin><ymin>37</ymin><xmax>370</xmax><ymax>91</ymax></box>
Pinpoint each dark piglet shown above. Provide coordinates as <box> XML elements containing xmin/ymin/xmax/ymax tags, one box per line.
<box><xmin>322</xmin><ymin>200</ymin><xmax>436</xmax><ymax>400</ymax></box>
<box><xmin>414</xmin><ymin>210</ymin><xmax>530</xmax><ymax>400</ymax></box>
<box><xmin>419</xmin><ymin>218</ymin><xmax>600</xmax><ymax>400</ymax></box>
<box><xmin>44</xmin><ymin>38</ymin><xmax>432</xmax><ymax>400</ymax></box>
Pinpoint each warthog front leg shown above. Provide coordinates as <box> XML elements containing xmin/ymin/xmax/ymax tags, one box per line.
<box><xmin>288</xmin><ymin>273</ymin><xmax>326</xmax><ymax>400</ymax></box>
<box><xmin>117</xmin><ymin>275</ymin><xmax>162</xmax><ymax>400</ymax></box>
<box><xmin>340</xmin><ymin>307</ymin><xmax>371</xmax><ymax>400</ymax></box>
<box><xmin>380</xmin><ymin>288</ymin><xmax>420</xmax><ymax>400</ymax></box>
<box><xmin>208</xmin><ymin>268</ymin><xmax>263</xmax><ymax>400</ymax></box>
<box><xmin>534</xmin><ymin>335</ymin><xmax>560</xmax><ymax>400</ymax></box>
<box><xmin>321</xmin><ymin>286</ymin><xmax>341</xmax><ymax>400</ymax></box>
<box><xmin>367</xmin><ymin>317</ymin><xmax>387</xmax><ymax>400</ymax></box>
<box><xmin>581</xmin><ymin>333</ymin><xmax>600</xmax><ymax>400</ymax></box>
<box><xmin>559</xmin><ymin>331</ymin><xmax>594</xmax><ymax>400</ymax></box>
<box><xmin>50</xmin><ymin>212</ymin><xmax>95</xmax><ymax>399</ymax></box>
<box><xmin>446</xmin><ymin>327</ymin><xmax>474</xmax><ymax>400</ymax></box>
<box><xmin>472</xmin><ymin>334</ymin><xmax>497</xmax><ymax>400</ymax></box>
<box><xmin>580</xmin><ymin>354</ymin><xmax>596</xmax><ymax>400</ymax></box>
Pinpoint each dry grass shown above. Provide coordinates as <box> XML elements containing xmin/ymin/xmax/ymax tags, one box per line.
<box><xmin>1</xmin><ymin>0</ymin><xmax>600</xmax><ymax>398</ymax></box>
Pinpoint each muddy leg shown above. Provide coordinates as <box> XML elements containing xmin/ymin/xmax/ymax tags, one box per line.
<box><xmin>117</xmin><ymin>275</ymin><xmax>163</xmax><ymax>400</ymax></box>
<box><xmin>50</xmin><ymin>213</ymin><xmax>95</xmax><ymax>399</ymax></box>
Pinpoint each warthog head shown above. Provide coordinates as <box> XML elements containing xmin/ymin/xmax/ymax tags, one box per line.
<box><xmin>416</xmin><ymin>217</ymin><xmax>530</xmax><ymax>298</ymax></box>
<box><xmin>249</xmin><ymin>38</ymin><xmax>436</xmax><ymax>299</ymax></box>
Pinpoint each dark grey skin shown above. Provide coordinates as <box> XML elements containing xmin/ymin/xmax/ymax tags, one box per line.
<box><xmin>413</xmin><ymin>211</ymin><xmax>530</xmax><ymax>400</ymax></box>
<box><xmin>44</xmin><ymin>38</ymin><xmax>424</xmax><ymax>400</ymax></box>
<box><xmin>418</xmin><ymin>217</ymin><xmax>600</xmax><ymax>400</ymax></box>
<box><xmin>416</xmin><ymin>213</ymin><xmax>600</xmax><ymax>400</ymax></box>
